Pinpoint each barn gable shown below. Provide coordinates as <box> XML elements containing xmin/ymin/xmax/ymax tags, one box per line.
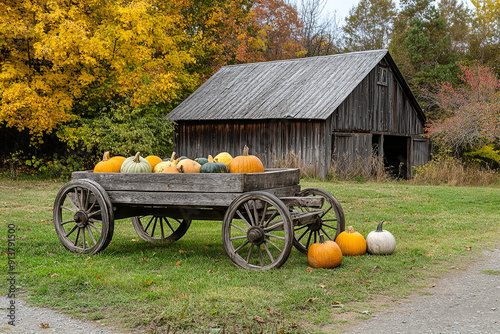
<box><xmin>168</xmin><ymin>50</ymin><xmax>430</xmax><ymax>178</ymax></box>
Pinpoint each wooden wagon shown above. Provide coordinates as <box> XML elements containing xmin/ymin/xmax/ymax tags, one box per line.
<box><xmin>52</xmin><ymin>169</ymin><xmax>345</xmax><ymax>270</ymax></box>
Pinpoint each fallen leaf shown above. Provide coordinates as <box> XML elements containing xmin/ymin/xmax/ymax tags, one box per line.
<box><xmin>131</xmin><ymin>239</ymin><xmax>137</xmax><ymax>242</ymax></box>
<box><xmin>40</xmin><ymin>323</ymin><xmax>49</xmax><ymax>328</ymax></box>
<box><xmin>254</xmin><ymin>315</ymin><xmax>265</xmax><ymax>323</ymax></box>
<box><xmin>149</xmin><ymin>320</ymin><xmax>157</xmax><ymax>330</ymax></box>
<box><xmin>49</xmin><ymin>273</ymin><xmax>58</xmax><ymax>277</ymax></box>
<box><xmin>306</xmin><ymin>268</ymin><xmax>312</xmax><ymax>272</ymax></box>
<box><xmin>355</xmin><ymin>268</ymin><xmax>361</xmax><ymax>273</ymax></box>
<box><xmin>175</xmin><ymin>261</ymin><xmax>181</xmax><ymax>266</ymax></box>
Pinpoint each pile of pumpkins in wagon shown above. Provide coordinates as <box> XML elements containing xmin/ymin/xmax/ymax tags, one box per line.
<box><xmin>93</xmin><ymin>145</ymin><xmax>397</xmax><ymax>269</ymax></box>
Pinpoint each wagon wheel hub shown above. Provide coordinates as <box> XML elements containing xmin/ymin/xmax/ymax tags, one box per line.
<box><xmin>73</xmin><ymin>211</ymin><xmax>89</xmax><ymax>228</ymax></box>
<box><xmin>247</xmin><ymin>226</ymin><xmax>265</xmax><ymax>245</ymax></box>
<box><xmin>308</xmin><ymin>217</ymin><xmax>322</xmax><ymax>232</ymax></box>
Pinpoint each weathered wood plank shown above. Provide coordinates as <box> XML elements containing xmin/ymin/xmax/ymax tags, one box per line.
<box><xmin>107</xmin><ymin>185</ymin><xmax>301</xmax><ymax>208</ymax></box>
<box><xmin>71</xmin><ymin>168</ymin><xmax>299</xmax><ymax>193</ymax></box>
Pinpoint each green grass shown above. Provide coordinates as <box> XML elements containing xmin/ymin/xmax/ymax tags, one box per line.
<box><xmin>1</xmin><ymin>177</ymin><xmax>500</xmax><ymax>333</ymax></box>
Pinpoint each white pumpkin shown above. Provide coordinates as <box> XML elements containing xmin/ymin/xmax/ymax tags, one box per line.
<box><xmin>366</xmin><ymin>221</ymin><xmax>396</xmax><ymax>255</ymax></box>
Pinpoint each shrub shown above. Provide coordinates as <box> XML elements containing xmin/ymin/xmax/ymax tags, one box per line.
<box><xmin>411</xmin><ymin>152</ymin><xmax>500</xmax><ymax>186</ymax></box>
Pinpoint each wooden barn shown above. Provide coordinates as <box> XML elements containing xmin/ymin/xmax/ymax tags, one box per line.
<box><xmin>167</xmin><ymin>49</ymin><xmax>431</xmax><ymax>178</ymax></box>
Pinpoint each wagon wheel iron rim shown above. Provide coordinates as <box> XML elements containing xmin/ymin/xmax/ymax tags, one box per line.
<box><xmin>131</xmin><ymin>216</ymin><xmax>191</xmax><ymax>242</ymax></box>
<box><xmin>292</xmin><ymin>188</ymin><xmax>345</xmax><ymax>253</ymax></box>
<box><xmin>222</xmin><ymin>192</ymin><xmax>293</xmax><ymax>271</ymax></box>
<box><xmin>53</xmin><ymin>179</ymin><xmax>114</xmax><ymax>254</ymax></box>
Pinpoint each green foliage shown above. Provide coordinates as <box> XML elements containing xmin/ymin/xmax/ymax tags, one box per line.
<box><xmin>342</xmin><ymin>0</ymin><xmax>397</xmax><ymax>52</ymax></box>
<box><xmin>61</xmin><ymin>99</ymin><xmax>176</xmax><ymax>159</ymax></box>
<box><xmin>464</xmin><ymin>145</ymin><xmax>500</xmax><ymax>169</ymax></box>
<box><xmin>389</xmin><ymin>0</ymin><xmax>461</xmax><ymax>112</ymax></box>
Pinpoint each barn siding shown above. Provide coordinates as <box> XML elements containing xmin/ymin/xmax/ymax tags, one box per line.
<box><xmin>175</xmin><ymin>120</ymin><xmax>330</xmax><ymax>177</ymax></box>
<box><xmin>330</xmin><ymin>64</ymin><xmax>424</xmax><ymax>135</ymax></box>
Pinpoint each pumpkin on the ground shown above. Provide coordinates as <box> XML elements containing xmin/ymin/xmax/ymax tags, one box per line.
<box><xmin>335</xmin><ymin>226</ymin><xmax>366</xmax><ymax>256</ymax></box>
<box><xmin>307</xmin><ymin>235</ymin><xmax>342</xmax><ymax>269</ymax></box>
<box><xmin>93</xmin><ymin>152</ymin><xmax>124</xmax><ymax>173</ymax></box>
<box><xmin>214</xmin><ymin>152</ymin><xmax>233</xmax><ymax>167</ymax></box>
<box><xmin>229</xmin><ymin>145</ymin><xmax>264</xmax><ymax>173</ymax></box>
<box><xmin>120</xmin><ymin>152</ymin><xmax>151</xmax><ymax>173</ymax></box>
<box><xmin>366</xmin><ymin>221</ymin><xmax>396</xmax><ymax>255</ymax></box>
<box><xmin>145</xmin><ymin>155</ymin><xmax>162</xmax><ymax>172</ymax></box>
<box><xmin>200</xmin><ymin>155</ymin><xmax>229</xmax><ymax>173</ymax></box>
<box><xmin>177</xmin><ymin>159</ymin><xmax>201</xmax><ymax>173</ymax></box>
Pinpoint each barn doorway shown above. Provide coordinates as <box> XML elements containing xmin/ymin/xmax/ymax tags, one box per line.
<box><xmin>383</xmin><ymin>135</ymin><xmax>409</xmax><ymax>178</ymax></box>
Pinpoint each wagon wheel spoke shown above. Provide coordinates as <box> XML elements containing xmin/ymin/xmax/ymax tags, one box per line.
<box><xmin>88</xmin><ymin>222</ymin><xmax>102</xmax><ymax>234</ymax></box>
<box><xmin>291</xmin><ymin>188</ymin><xmax>345</xmax><ymax>254</ymax></box>
<box><xmin>263</xmin><ymin>244</ymin><xmax>274</xmax><ymax>263</ymax></box>
<box><xmin>132</xmin><ymin>215</ymin><xmax>191</xmax><ymax>243</ymax></box>
<box><xmin>236</xmin><ymin>209</ymin><xmax>252</xmax><ymax>228</ymax></box>
<box><xmin>65</xmin><ymin>225</ymin><xmax>78</xmax><ymax>238</ymax></box>
<box><xmin>223</xmin><ymin>192</ymin><xmax>293</xmax><ymax>270</ymax></box>
<box><xmin>86</xmin><ymin>226</ymin><xmax>97</xmax><ymax>245</ymax></box>
<box><xmin>87</xmin><ymin>209</ymin><xmax>101</xmax><ymax>219</ymax></box>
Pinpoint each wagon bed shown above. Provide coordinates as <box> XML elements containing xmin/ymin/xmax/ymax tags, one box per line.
<box><xmin>53</xmin><ymin>169</ymin><xmax>345</xmax><ymax>270</ymax></box>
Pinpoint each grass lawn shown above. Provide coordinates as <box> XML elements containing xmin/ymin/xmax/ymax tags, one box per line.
<box><xmin>1</xmin><ymin>177</ymin><xmax>499</xmax><ymax>333</ymax></box>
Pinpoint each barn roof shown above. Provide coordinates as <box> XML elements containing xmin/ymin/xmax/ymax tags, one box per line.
<box><xmin>168</xmin><ymin>50</ymin><xmax>425</xmax><ymax>123</ymax></box>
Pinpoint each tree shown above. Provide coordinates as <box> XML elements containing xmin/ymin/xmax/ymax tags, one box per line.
<box><xmin>253</xmin><ymin>0</ymin><xmax>306</xmax><ymax>60</ymax></box>
<box><xmin>0</xmin><ymin>0</ymin><xmax>196</xmax><ymax>139</ymax></box>
<box><xmin>425</xmin><ymin>63</ymin><xmax>500</xmax><ymax>154</ymax></box>
<box><xmin>389</xmin><ymin>0</ymin><xmax>461</xmax><ymax>113</ymax></box>
<box><xmin>298</xmin><ymin>0</ymin><xmax>341</xmax><ymax>56</ymax></box>
<box><xmin>342</xmin><ymin>0</ymin><xmax>397</xmax><ymax>52</ymax></box>
<box><xmin>468</xmin><ymin>0</ymin><xmax>500</xmax><ymax>69</ymax></box>
<box><xmin>182</xmin><ymin>0</ymin><xmax>267</xmax><ymax>80</ymax></box>
<box><xmin>438</xmin><ymin>0</ymin><xmax>472</xmax><ymax>55</ymax></box>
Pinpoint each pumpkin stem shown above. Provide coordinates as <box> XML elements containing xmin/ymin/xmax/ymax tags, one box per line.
<box><xmin>133</xmin><ymin>152</ymin><xmax>141</xmax><ymax>163</ymax></box>
<box><xmin>208</xmin><ymin>155</ymin><xmax>215</xmax><ymax>163</ymax></box>
<box><xmin>102</xmin><ymin>151</ymin><xmax>110</xmax><ymax>161</ymax></box>
<box><xmin>376</xmin><ymin>221</ymin><xmax>385</xmax><ymax>232</ymax></box>
<box><xmin>346</xmin><ymin>226</ymin><xmax>356</xmax><ymax>233</ymax></box>
<box><xmin>319</xmin><ymin>234</ymin><xmax>325</xmax><ymax>244</ymax></box>
<box><xmin>178</xmin><ymin>165</ymin><xmax>185</xmax><ymax>173</ymax></box>
<box><xmin>243</xmin><ymin>145</ymin><xmax>249</xmax><ymax>156</ymax></box>
<box><xmin>173</xmin><ymin>157</ymin><xmax>182</xmax><ymax>165</ymax></box>
<box><xmin>170</xmin><ymin>152</ymin><xmax>176</xmax><ymax>161</ymax></box>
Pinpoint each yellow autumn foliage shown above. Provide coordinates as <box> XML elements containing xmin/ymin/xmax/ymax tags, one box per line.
<box><xmin>0</xmin><ymin>0</ymin><xmax>197</xmax><ymax>137</ymax></box>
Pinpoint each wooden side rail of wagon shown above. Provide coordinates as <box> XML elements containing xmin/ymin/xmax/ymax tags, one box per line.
<box><xmin>52</xmin><ymin>169</ymin><xmax>345</xmax><ymax>270</ymax></box>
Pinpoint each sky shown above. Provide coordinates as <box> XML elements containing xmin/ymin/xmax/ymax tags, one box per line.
<box><xmin>323</xmin><ymin>0</ymin><xmax>474</xmax><ymax>25</ymax></box>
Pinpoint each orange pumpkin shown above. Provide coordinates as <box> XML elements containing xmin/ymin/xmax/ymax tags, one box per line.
<box><xmin>335</xmin><ymin>226</ymin><xmax>366</xmax><ymax>256</ymax></box>
<box><xmin>229</xmin><ymin>145</ymin><xmax>264</xmax><ymax>173</ymax></box>
<box><xmin>162</xmin><ymin>165</ymin><xmax>180</xmax><ymax>173</ymax></box>
<box><xmin>93</xmin><ymin>152</ymin><xmax>124</xmax><ymax>173</ymax></box>
<box><xmin>176</xmin><ymin>159</ymin><xmax>201</xmax><ymax>173</ymax></box>
<box><xmin>307</xmin><ymin>235</ymin><xmax>342</xmax><ymax>268</ymax></box>
<box><xmin>145</xmin><ymin>155</ymin><xmax>163</xmax><ymax>172</ymax></box>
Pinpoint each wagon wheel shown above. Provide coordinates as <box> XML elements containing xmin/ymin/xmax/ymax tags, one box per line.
<box><xmin>131</xmin><ymin>216</ymin><xmax>191</xmax><ymax>242</ymax></box>
<box><xmin>292</xmin><ymin>188</ymin><xmax>345</xmax><ymax>253</ymax></box>
<box><xmin>222</xmin><ymin>192</ymin><xmax>294</xmax><ymax>271</ymax></box>
<box><xmin>53</xmin><ymin>179</ymin><xmax>114</xmax><ymax>254</ymax></box>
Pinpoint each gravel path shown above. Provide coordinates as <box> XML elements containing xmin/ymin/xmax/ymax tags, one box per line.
<box><xmin>2</xmin><ymin>247</ymin><xmax>499</xmax><ymax>334</ymax></box>
<box><xmin>0</xmin><ymin>296</ymin><xmax>130</xmax><ymax>334</ymax></box>
<box><xmin>347</xmin><ymin>247</ymin><xmax>500</xmax><ymax>334</ymax></box>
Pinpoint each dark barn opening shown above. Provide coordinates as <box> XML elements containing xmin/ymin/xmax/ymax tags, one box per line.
<box><xmin>383</xmin><ymin>135</ymin><xmax>409</xmax><ymax>178</ymax></box>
